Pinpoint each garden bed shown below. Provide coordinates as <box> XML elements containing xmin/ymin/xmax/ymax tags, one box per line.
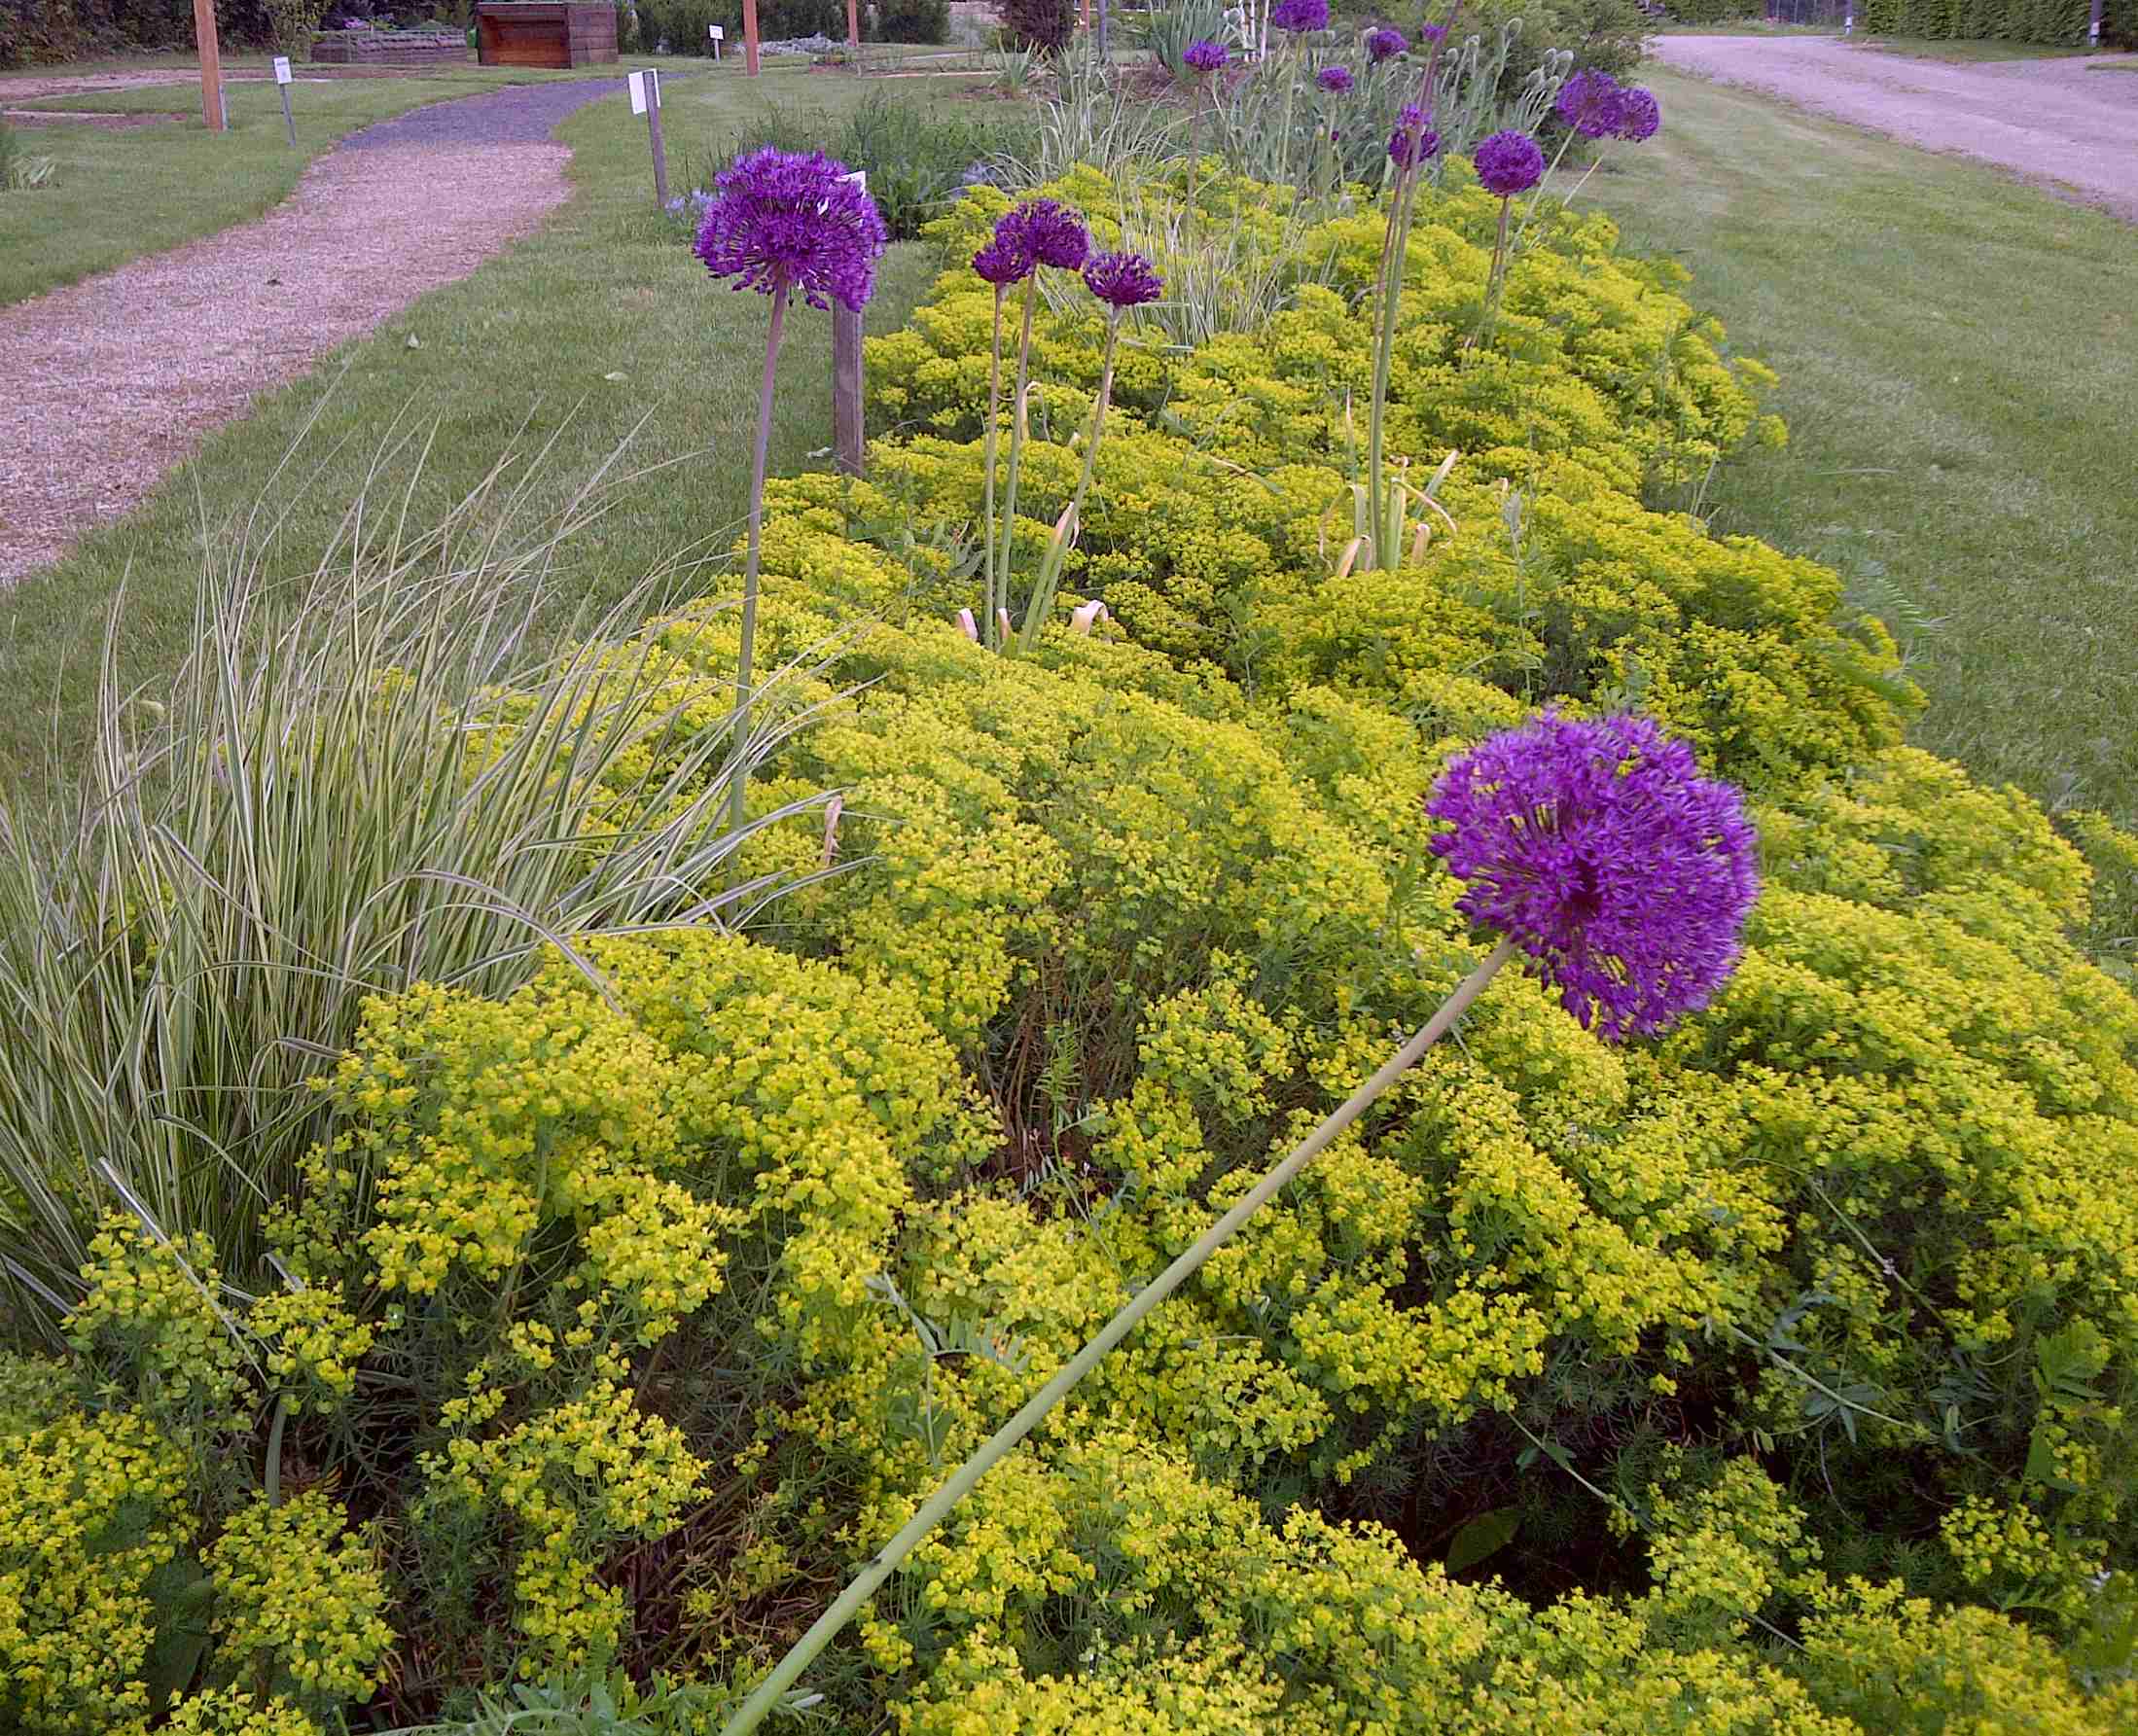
<box><xmin>312</xmin><ymin>28</ymin><xmax>472</xmax><ymax>67</ymax></box>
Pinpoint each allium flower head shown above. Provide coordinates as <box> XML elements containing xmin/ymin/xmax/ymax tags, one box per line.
<box><xmin>1554</xmin><ymin>67</ymin><xmax>1625</xmax><ymax>140</ymax></box>
<box><xmin>1615</xmin><ymin>87</ymin><xmax>1660</xmax><ymax>143</ymax></box>
<box><xmin>1425</xmin><ymin>711</ymin><xmax>1759</xmax><ymax>1040</ymax></box>
<box><xmin>1006</xmin><ymin>197</ymin><xmax>1091</xmax><ymax>270</ymax></box>
<box><xmin>1317</xmin><ymin>64</ymin><xmax>1354</xmax><ymax>94</ymax></box>
<box><xmin>1388</xmin><ymin>104</ymin><xmax>1440</xmax><ymax>167</ymax></box>
<box><xmin>1365</xmin><ymin>25</ymin><xmax>1407</xmax><ymax>61</ymax></box>
<box><xmin>973</xmin><ymin>235</ymin><xmax>1030</xmax><ymax>286</ymax></box>
<box><xmin>695</xmin><ymin>147</ymin><xmax>887</xmax><ymax>312</ymax></box>
<box><xmin>1474</xmin><ymin>128</ymin><xmax>1545</xmax><ymax>196</ymax></box>
<box><xmin>1183</xmin><ymin>37</ymin><xmax>1228</xmax><ymax>73</ymax></box>
<box><xmin>1270</xmin><ymin>0</ymin><xmax>1329</xmax><ymax>31</ymax></box>
<box><xmin>1083</xmin><ymin>250</ymin><xmax>1163</xmax><ymax>309</ymax></box>
<box><xmin>1420</xmin><ymin>20</ymin><xmax>1446</xmax><ymax>41</ymax></box>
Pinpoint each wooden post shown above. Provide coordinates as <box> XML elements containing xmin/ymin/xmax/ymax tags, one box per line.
<box><xmin>194</xmin><ymin>0</ymin><xmax>226</xmax><ymax>132</ymax></box>
<box><xmin>846</xmin><ymin>0</ymin><xmax>860</xmax><ymax>68</ymax></box>
<box><xmin>833</xmin><ymin>301</ymin><xmax>865</xmax><ymax>477</ymax></box>
<box><xmin>743</xmin><ymin>0</ymin><xmax>761</xmax><ymax>75</ymax></box>
<box><xmin>644</xmin><ymin>70</ymin><xmax>668</xmax><ymax>203</ymax></box>
<box><xmin>275</xmin><ymin>55</ymin><xmax>296</xmax><ymax>147</ymax></box>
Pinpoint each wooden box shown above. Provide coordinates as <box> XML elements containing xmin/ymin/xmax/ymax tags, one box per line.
<box><xmin>475</xmin><ymin>2</ymin><xmax>620</xmax><ymax>69</ymax></box>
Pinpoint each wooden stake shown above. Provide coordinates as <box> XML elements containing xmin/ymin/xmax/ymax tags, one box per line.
<box><xmin>194</xmin><ymin>0</ymin><xmax>226</xmax><ymax>132</ymax></box>
<box><xmin>846</xmin><ymin>0</ymin><xmax>860</xmax><ymax>61</ymax></box>
<box><xmin>743</xmin><ymin>0</ymin><xmax>761</xmax><ymax>75</ymax></box>
<box><xmin>833</xmin><ymin>301</ymin><xmax>865</xmax><ymax>477</ymax></box>
<box><xmin>644</xmin><ymin>69</ymin><xmax>668</xmax><ymax>204</ymax></box>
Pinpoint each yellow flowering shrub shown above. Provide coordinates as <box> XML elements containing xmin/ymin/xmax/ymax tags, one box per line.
<box><xmin>27</xmin><ymin>162</ymin><xmax>2138</xmax><ymax>1732</ymax></box>
<box><xmin>0</xmin><ymin>1408</ymin><xmax>195</xmax><ymax>1735</ymax></box>
<box><xmin>203</xmin><ymin>1490</ymin><xmax>394</xmax><ymax>1712</ymax></box>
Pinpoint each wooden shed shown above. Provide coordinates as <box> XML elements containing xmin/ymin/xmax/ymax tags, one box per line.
<box><xmin>474</xmin><ymin>2</ymin><xmax>620</xmax><ymax>68</ymax></box>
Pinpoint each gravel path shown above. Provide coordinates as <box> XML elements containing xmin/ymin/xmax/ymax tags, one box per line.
<box><xmin>0</xmin><ymin>77</ymin><xmax>624</xmax><ymax>584</ymax></box>
<box><xmin>1649</xmin><ymin>37</ymin><xmax>2138</xmax><ymax>222</ymax></box>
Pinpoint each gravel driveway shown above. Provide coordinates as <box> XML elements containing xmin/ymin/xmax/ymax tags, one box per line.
<box><xmin>0</xmin><ymin>78</ymin><xmax>626</xmax><ymax>584</ymax></box>
<box><xmin>1649</xmin><ymin>37</ymin><xmax>2138</xmax><ymax>222</ymax></box>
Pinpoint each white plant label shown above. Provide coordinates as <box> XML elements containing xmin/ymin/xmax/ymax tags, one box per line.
<box><xmin>710</xmin><ymin>23</ymin><xmax>725</xmax><ymax>38</ymax></box>
<box><xmin>628</xmin><ymin>69</ymin><xmax>647</xmax><ymax>114</ymax></box>
<box><xmin>272</xmin><ymin>55</ymin><xmax>292</xmax><ymax>85</ymax></box>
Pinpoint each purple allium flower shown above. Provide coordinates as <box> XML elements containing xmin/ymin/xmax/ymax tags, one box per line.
<box><xmin>1420</xmin><ymin>20</ymin><xmax>1445</xmax><ymax>41</ymax></box>
<box><xmin>1554</xmin><ymin>67</ymin><xmax>1625</xmax><ymax>140</ymax></box>
<box><xmin>1083</xmin><ymin>250</ymin><xmax>1163</xmax><ymax>309</ymax></box>
<box><xmin>1005</xmin><ymin>197</ymin><xmax>1091</xmax><ymax>270</ymax></box>
<box><xmin>1270</xmin><ymin>0</ymin><xmax>1329</xmax><ymax>31</ymax></box>
<box><xmin>1426</xmin><ymin>711</ymin><xmax>1759</xmax><ymax>1040</ymax></box>
<box><xmin>1388</xmin><ymin>103</ymin><xmax>1441</xmax><ymax>167</ymax></box>
<box><xmin>973</xmin><ymin>236</ymin><xmax>1030</xmax><ymax>285</ymax></box>
<box><xmin>1183</xmin><ymin>37</ymin><xmax>1229</xmax><ymax>73</ymax></box>
<box><xmin>1474</xmin><ymin>128</ymin><xmax>1545</xmax><ymax>196</ymax></box>
<box><xmin>1614</xmin><ymin>87</ymin><xmax>1660</xmax><ymax>143</ymax></box>
<box><xmin>695</xmin><ymin>147</ymin><xmax>887</xmax><ymax>312</ymax></box>
<box><xmin>1366</xmin><ymin>25</ymin><xmax>1407</xmax><ymax>61</ymax></box>
<box><xmin>1317</xmin><ymin>64</ymin><xmax>1354</xmax><ymax>93</ymax></box>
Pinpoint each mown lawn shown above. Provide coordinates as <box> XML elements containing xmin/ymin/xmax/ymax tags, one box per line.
<box><xmin>1586</xmin><ymin>67</ymin><xmax>2138</xmax><ymax>823</ymax></box>
<box><xmin>0</xmin><ymin>64</ymin><xmax>996</xmax><ymax>792</ymax></box>
<box><xmin>2</xmin><ymin>62</ymin><xmax>622</xmax><ymax>306</ymax></box>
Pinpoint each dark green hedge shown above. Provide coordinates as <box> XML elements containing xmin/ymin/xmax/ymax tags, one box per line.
<box><xmin>1</xmin><ymin>0</ymin><xmax>280</xmax><ymax>67</ymax></box>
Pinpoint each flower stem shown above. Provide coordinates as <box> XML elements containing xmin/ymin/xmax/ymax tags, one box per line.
<box><xmin>994</xmin><ymin>276</ymin><xmax>1040</xmax><ymax>646</ymax></box>
<box><xmin>980</xmin><ymin>284</ymin><xmax>1007</xmax><ymax>648</ymax></box>
<box><xmin>726</xmin><ymin>281</ymin><xmax>789</xmax><ymax>841</ymax></box>
<box><xmin>715</xmin><ymin>935</ymin><xmax>1514</xmax><ymax>1736</ymax></box>
<box><xmin>1014</xmin><ymin>312</ymin><xmax>1120</xmax><ymax>653</ymax></box>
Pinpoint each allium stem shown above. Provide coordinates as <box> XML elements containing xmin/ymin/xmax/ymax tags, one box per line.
<box><xmin>1014</xmin><ymin>312</ymin><xmax>1120</xmax><ymax>654</ymax></box>
<box><xmin>994</xmin><ymin>276</ymin><xmax>1040</xmax><ymax>642</ymax></box>
<box><xmin>1473</xmin><ymin>194</ymin><xmax>1512</xmax><ymax>350</ymax></box>
<box><xmin>717</xmin><ymin>935</ymin><xmax>1514</xmax><ymax>1736</ymax></box>
<box><xmin>726</xmin><ymin>280</ymin><xmax>788</xmax><ymax>840</ymax></box>
<box><xmin>980</xmin><ymin>284</ymin><xmax>1008</xmax><ymax>649</ymax></box>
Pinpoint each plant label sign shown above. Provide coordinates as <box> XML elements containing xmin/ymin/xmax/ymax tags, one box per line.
<box><xmin>272</xmin><ymin>55</ymin><xmax>292</xmax><ymax>85</ymax></box>
<box><xmin>710</xmin><ymin>23</ymin><xmax>725</xmax><ymax>37</ymax></box>
<box><xmin>628</xmin><ymin>69</ymin><xmax>648</xmax><ymax>114</ymax></box>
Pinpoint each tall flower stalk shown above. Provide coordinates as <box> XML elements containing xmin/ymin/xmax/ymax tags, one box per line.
<box><xmin>1365</xmin><ymin>4</ymin><xmax>1459</xmax><ymax>571</ymax></box>
<box><xmin>695</xmin><ymin>149</ymin><xmax>885</xmax><ymax>831</ymax></box>
<box><xmin>715</xmin><ymin>710</ymin><xmax>1757</xmax><ymax>1736</ymax></box>
<box><xmin>1471</xmin><ymin>127</ymin><xmax>1545</xmax><ymax>344</ymax></box>
<box><xmin>1181</xmin><ymin>38</ymin><xmax>1227</xmax><ymax>206</ymax></box>
<box><xmin>981</xmin><ymin>200</ymin><xmax>1088</xmax><ymax>651</ymax></box>
<box><xmin>1013</xmin><ymin>250</ymin><xmax>1163</xmax><ymax>653</ymax></box>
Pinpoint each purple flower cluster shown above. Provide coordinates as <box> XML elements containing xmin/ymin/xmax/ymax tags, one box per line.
<box><xmin>1616</xmin><ymin>86</ymin><xmax>1661</xmax><ymax>143</ymax></box>
<box><xmin>971</xmin><ymin>198</ymin><xmax>1091</xmax><ymax>288</ymax></box>
<box><xmin>1365</xmin><ymin>24</ymin><xmax>1407</xmax><ymax>61</ymax></box>
<box><xmin>1270</xmin><ymin>0</ymin><xmax>1329</xmax><ymax>31</ymax></box>
<box><xmin>1317</xmin><ymin>64</ymin><xmax>1354</xmax><ymax>94</ymax></box>
<box><xmin>695</xmin><ymin>147</ymin><xmax>888</xmax><ymax>312</ymax></box>
<box><xmin>1183</xmin><ymin>37</ymin><xmax>1228</xmax><ymax>73</ymax></box>
<box><xmin>1387</xmin><ymin>103</ymin><xmax>1440</xmax><ymax>168</ymax></box>
<box><xmin>1553</xmin><ymin>67</ymin><xmax>1663</xmax><ymax>143</ymax></box>
<box><xmin>1083</xmin><ymin>250</ymin><xmax>1164</xmax><ymax>309</ymax></box>
<box><xmin>1426</xmin><ymin>711</ymin><xmax>1759</xmax><ymax>1040</ymax></box>
<box><xmin>1420</xmin><ymin>20</ymin><xmax>1446</xmax><ymax>42</ymax></box>
<box><xmin>1474</xmin><ymin>128</ymin><xmax>1545</xmax><ymax>196</ymax></box>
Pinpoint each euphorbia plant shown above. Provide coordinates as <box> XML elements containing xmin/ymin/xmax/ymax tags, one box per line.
<box><xmin>717</xmin><ymin>710</ymin><xmax>1759</xmax><ymax>1735</ymax></box>
<box><xmin>695</xmin><ymin>148</ymin><xmax>886</xmax><ymax>833</ymax></box>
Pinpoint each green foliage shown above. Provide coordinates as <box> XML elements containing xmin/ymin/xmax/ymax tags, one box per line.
<box><xmin>695</xmin><ymin>89</ymin><xmax>1033</xmax><ymax>241</ymax></box>
<box><xmin>1858</xmin><ymin>0</ymin><xmax>2121</xmax><ymax>41</ymax></box>
<box><xmin>0</xmin><ymin>0</ymin><xmax>283</xmax><ymax>67</ymax></box>
<box><xmin>0</xmin><ymin>462</ymin><xmax>815</xmax><ymax>1339</ymax></box>
<box><xmin>877</xmin><ymin>0</ymin><xmax>951</xmax><ymax>42</ymax></box>
<box><xmin>7</xmin><ymin>136</ymin><xmax>2138</xmax><ymax>1736</ymax></box>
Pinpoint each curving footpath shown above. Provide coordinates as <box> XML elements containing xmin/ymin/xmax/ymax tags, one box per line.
<box><xmin>1650</xmin><ymin>36</ymin><xmax>2138</xmax><ymax>223</ymax></box>
<box><xmin>0</xmin><ymin>79</ymin><xmax>629</xmax><ymax>584</ymax></box>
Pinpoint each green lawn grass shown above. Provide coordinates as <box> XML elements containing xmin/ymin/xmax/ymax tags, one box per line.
<box><xmin>2</xmin><ymin>64</ymin><xmax>623</xmax><ymax>306</ymax></box>
<box><xmin>1586</xmin><ymin>68</ymin><xmax>2138</xmax><ymax>822</ymax></box>
<box><xmin>1851</xmin><ymin>35</ymin><xmax>2097</xmax><ymax>61</ymax></box>
<box><xmin>0</xmin><ymin>65</ymin><xmax>993</xmax><ymax>792</ymax></box>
